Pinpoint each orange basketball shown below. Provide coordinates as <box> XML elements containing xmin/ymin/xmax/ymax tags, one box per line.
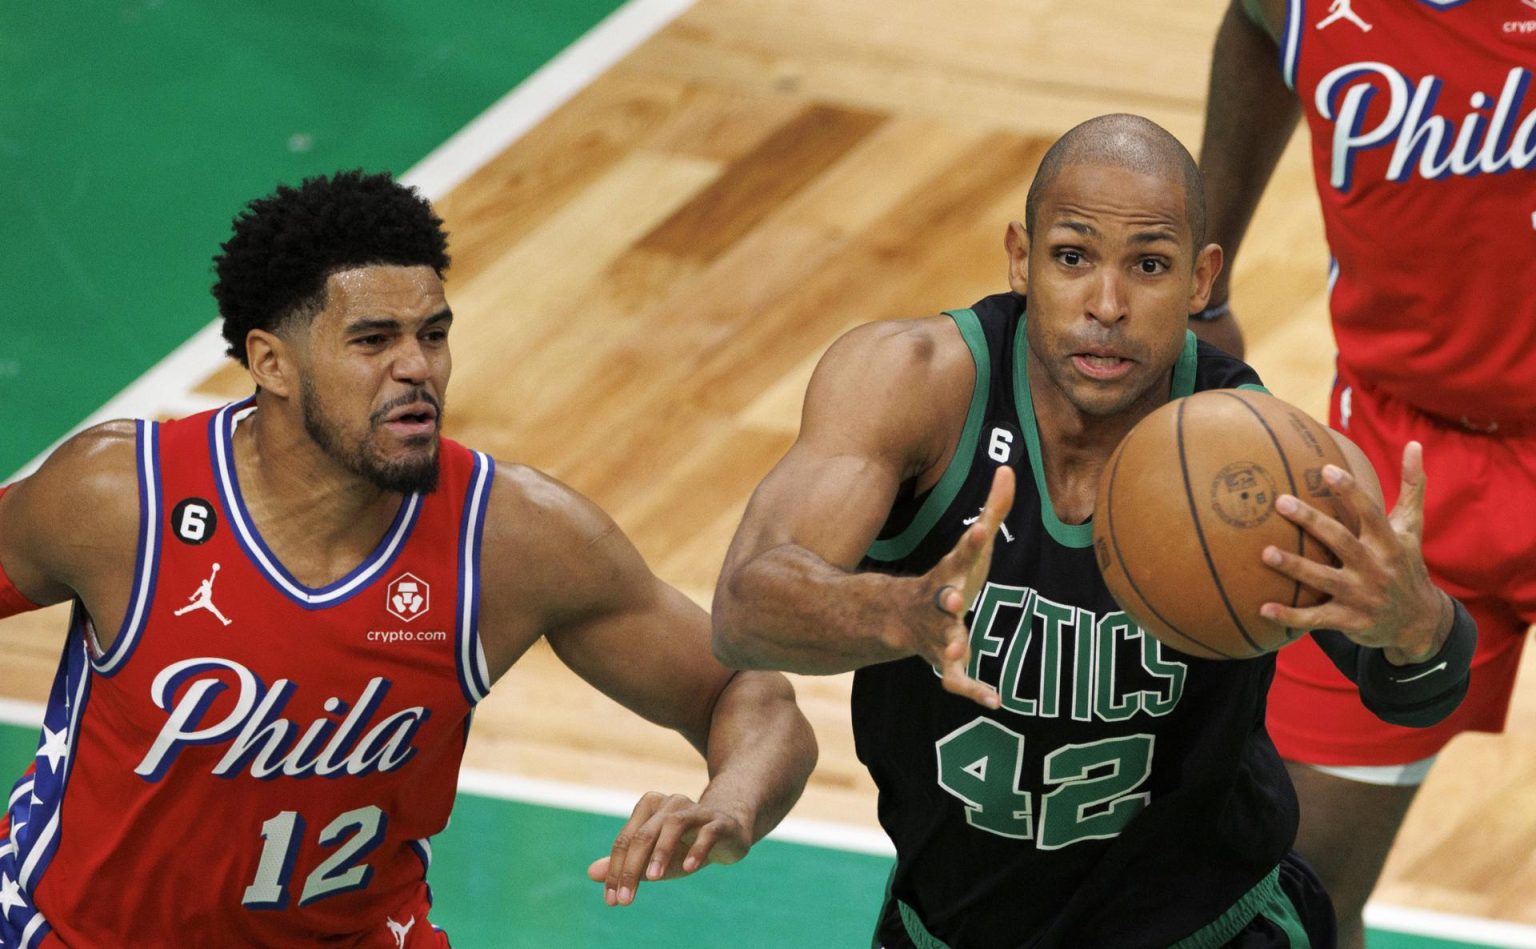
<box><xmin>1092</xmin><ymin>389</ymin><xmax>1360</xmax><ymax>660</ymax></box>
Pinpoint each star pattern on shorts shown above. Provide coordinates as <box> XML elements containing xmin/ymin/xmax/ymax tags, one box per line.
<box><xmin>0</xmin><ymin>870</ymin><xmax>26</xmax><ymax>921</ymax></box>
<box><xmin>36</xmin><ymin>726</ymin><xmax>69</xmax><ymax>773</ymax></box>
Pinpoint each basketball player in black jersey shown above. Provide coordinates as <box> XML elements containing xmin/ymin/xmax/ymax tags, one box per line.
<box><xmin>713</xmin><ymin>114</ymin><xmax>1476</xmax><ymax>947</ymax></box>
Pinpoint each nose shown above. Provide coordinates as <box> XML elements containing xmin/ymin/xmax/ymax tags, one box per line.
<box><xmin>391</xmin><ymin>338</ymin><xmax>430</xmax><ymax>384</ymax></box>
<box><xmin>1086</xmin><ymin>271</ymin><xmax>1128</xmax><ymax>326</ymax></box>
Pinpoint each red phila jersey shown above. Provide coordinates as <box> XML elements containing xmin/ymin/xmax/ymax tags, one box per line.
<box><xmin>1</xmin><ymin>399</ymin><xmax>494</xmax><ymax>948</ymax></box>
<box><xmin>1282</xmin><ymin>0</ymin><xmax>1536</xmax><ymax>425</ymax></box>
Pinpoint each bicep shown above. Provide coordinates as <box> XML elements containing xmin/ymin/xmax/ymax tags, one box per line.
<box><xmin>725</xmin><ymin>445</ymin><xmax>904</xmax><ymax>579</ymax></box>
<box><xmin>544</xmin><ymin>530</ymin><xmax>728</xmax><ymax>753</ymax></box>
<box><xmin>722</xmin><ymin>324</ymin><xmax>943</xmax><ymax>578</ymax></box>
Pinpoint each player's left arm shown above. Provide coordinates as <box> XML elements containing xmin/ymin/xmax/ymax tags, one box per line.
<box><xmin>1257</xmin><ymin>433</ymin><xmax>1475</xmax><ymax>726</ymax></box>
<box><xmin>480</xmin><ymin>468</ymin><xmax>817</xmax><ymax>906</ymax></box>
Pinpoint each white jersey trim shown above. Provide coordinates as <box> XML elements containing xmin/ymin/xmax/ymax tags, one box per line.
<box><xmin>212</xmin><ymin>401</ymin><xmax>422</xmax><ymax>608</ymax></box>
<box><xmin>92</xmin><ymin>419</ymin><xmax>161</xmax><ymax>676</ymax></box>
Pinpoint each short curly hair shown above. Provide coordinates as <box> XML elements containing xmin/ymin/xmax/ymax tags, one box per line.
<box><xmin>212</xmin><ymin>170</ymin><xmax>451</xmax><ymax>366</ymax></box>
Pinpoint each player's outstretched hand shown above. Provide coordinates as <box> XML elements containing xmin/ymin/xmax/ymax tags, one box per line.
<box><xmin>586</xmin><ymin>791</ymin><xmax>751</xmax><ymax>906</ymax></box>
<box><xmin>909</xmin><ymin>465</ymin><xmax>1014</xmax><ymax>709</ymax></box>
<box><xmin>1257</xmin><ymin>441</ymin><xmax>1450</xmax><ymax>662</ymax></box>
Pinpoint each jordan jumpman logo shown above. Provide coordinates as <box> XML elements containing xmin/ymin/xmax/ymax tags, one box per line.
<box><xmin>173</xmin><ymin>563</ymin><xmax>232</xmax><ymax>626</ymax></box>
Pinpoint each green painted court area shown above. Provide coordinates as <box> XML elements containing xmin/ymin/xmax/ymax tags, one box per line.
<box><xmin>0</xmin><ymin>0</ymin><xmax>627</xmax><ymax>476</ymax></box>
<box><xmin>0</xmin><ymin>722</ymin><xmax>1499</xmax><ymax>947</ymax></box>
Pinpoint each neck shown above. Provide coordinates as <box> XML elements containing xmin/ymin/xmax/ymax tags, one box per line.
<box><xmin>1027</xmin><ymin>358</ymin><xmax>1172</xmax><ymax>525</ymax></box>
<box><xmin>233</xmin><ymin>402</ymin><xmax>405</xmax><ymax>586</ymax></box>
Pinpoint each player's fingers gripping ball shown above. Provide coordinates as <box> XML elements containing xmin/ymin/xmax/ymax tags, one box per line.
<box><xmin>1093</xmin><ymin>389</ymin><xmax>1361</xmax><ymax>659</ymax></box>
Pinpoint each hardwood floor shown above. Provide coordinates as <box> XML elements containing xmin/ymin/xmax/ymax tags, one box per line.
<box><xmin>4</xmin><ymin>0</ymin><xmax>1529</xmax><ymax>927</ymax></box>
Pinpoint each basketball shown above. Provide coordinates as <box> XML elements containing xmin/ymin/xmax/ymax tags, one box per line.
<box><xmin>1092</xmin><ymin>389</ymin><xmax>1360</xmax><ymax>660</ymax></box>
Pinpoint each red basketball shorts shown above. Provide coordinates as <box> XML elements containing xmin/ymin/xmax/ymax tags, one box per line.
<box><xmin>1266</xmin><ymin>366</ymin><xmax>1536</xmax><ymax>766</ymax></box>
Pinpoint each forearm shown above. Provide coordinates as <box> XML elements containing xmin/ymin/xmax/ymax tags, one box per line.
<box><xmin>696</xmin><ymin>670</ymin><xmax>818</xmax><ymax>844</ymax></box>
<box><xmin>1199</xmin><ymin>0</ymin><xmax>1300</xmax><ymax>303</ymax></box>
<box><xmin>713</xmin><ymin>544</ymin><xmax>918</xmax><ymax>674</ymax></box>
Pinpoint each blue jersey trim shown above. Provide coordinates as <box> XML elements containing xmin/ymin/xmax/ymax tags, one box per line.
<box><xmin>92</xmin><ymin>419</ymin><xmax>162</xmax><ymax>676</ymax></box>
<box><xmin>456</xmin><ymin>452</ymin><xmax>495</xmax><ymax>705</ymax></box>
<box><xmin>1281</xmin><ymin>0</ymin><xmax>1303</xmax><ymax>91</ymax></box>
<box><xmin>210</xmin><ymin>400</ymin><xmax>423</xmax><ymax>609</ymax></box>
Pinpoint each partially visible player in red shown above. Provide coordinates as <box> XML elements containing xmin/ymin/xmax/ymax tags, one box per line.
<box><xmin>0</xmin><ymin>171</ymin><xmax>816</xmax><ymax>948</ymax></box>
<box><xmin>1197</xmin><ymin>1</ymin><xmax>1536</xmax><ymax>944</ymax></box>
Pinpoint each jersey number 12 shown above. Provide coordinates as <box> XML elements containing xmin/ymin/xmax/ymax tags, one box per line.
<box><xmin>242</xmin><ymin>805</ymin><xmax>388</xmax><ymax>909</ymax></box>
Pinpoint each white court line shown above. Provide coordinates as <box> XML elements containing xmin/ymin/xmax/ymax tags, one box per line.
<box><xmin>0</xmin><ymin>699</ymin><xmax>44</xmax><ymax>729</ymax></box>
<box><xmin>5</xmin><ymin>0</ymin><xmax>695</xmax><ymax>484</ymax></box>
<box><xmin>8</xmin><ymin>698</ymin><xmax>1536</xmax><ymax>943</ymax></box>
<box><xmin>456</xmin><ymin>767</ymin><xmax>895</xmax><ymax>856</ymax></box>
<box><xmin>1365</xmin><ymin>905</ymin><xmax>1536</xmax><ymax>949</ymax></box>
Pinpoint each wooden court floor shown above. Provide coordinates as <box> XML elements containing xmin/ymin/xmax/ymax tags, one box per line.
<box><xmin>3</xmin><ymin>0</ymin><xmax>1533</xmax><ymax>933</ymax></box>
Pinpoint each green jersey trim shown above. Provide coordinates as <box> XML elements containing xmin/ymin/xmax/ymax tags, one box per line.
<box><xmin>893</xmin><ymin>864</ymin><xmax>1297</xmax><ymax>949</ymax></box>
<box><xmin>897</xmin><ymin>899</ymin><xmax>953</xmax><ymax>949</ymax></box>
<box><xmin>1171</xmin><ymin>328</ymin><xmax>1199</xmax><ymax>397</ymax></box>
<box><xmin>1169</xmin><ymin>865</ymin><xmax>1302</xmax><ymax>949</ymax></box>
<box><xmin>1013</xmin><ymin>327</ymin><xmax>1210</xmax><ymax>549</ymax></box>
<box><xmin>866</xmin><ymin>309</ymin><xmax>991</xmax><ymax>563</ymax></box>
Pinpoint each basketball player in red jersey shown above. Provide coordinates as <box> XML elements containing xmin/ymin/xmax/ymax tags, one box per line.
<box><xmin>1197</xmin><ymin>1</ymin><xmax>1536</xmax><ymax>944</ymax></box>
<box><xmin>0</xmin><ymin>171</ymin><xmax>816</xmax><ymax>947</ymax></box>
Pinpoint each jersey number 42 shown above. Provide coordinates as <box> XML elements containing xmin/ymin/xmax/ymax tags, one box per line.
<box><xmin>936</xmin><ymin>719</ymin><xmax>1153</xmax><ymax>849</ymax></box>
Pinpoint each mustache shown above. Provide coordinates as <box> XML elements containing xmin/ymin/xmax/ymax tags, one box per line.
<box><xmin>1066</xmin><ymin>329</ymin><xmax>1141</xmax><ymax>359</ymax></box>
<box><xmin>370</xmin><ymin>389</ymin><xmax>443</xmax><ymax>426</ymax></box>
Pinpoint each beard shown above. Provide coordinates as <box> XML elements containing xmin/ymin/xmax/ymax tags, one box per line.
<box><xmin>300</xmin><ymin>378</ymin><xmax>442</xmax><ymax>494</ymax></box>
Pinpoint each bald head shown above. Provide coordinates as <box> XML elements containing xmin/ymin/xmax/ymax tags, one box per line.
<box><xmin>1025</xmin><ymin>114</ymin><xmax>1206</xmax><ymax>246</ymax></box>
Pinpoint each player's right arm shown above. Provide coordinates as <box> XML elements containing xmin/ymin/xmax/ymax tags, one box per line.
<box><xmin>0</xmin><ymin>423</ymin><xmax>141</xmax><ymax>624</ymax></box>
<box><xmin>712</xmin><ymin>318</ymin><xmax>1011</xmax><ymax>709</ymax></box>
<box><xmin>1193</xmin><ymin>0</ymin><xmax>1296</xmax><ymax>358</ymax></box>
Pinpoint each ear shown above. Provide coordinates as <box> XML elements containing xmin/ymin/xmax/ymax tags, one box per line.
<box><xmin>245</xmin><ymin>328</ymin><xmax>298</xmax><ymax>399</ymax></box>
<box><xmin>1004</xmin><ymin>221</ymin><xmax>1031</xmax><ymax>296</ymax></box>
<box><xmin>1187</xmin><ymin>242</ymin><xmax>1224</xmax><ymax>314</ymax></box>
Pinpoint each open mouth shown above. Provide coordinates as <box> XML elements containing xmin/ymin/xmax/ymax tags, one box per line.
<box><xmin>1072</xmin><ymin>352</ymin><xmax>1134</xmax><ymax>380</ymax></box>
<box><xmin>379</xmin><ymin>401</ymin><xmax>440</xmax><ymax>439</ymax></box>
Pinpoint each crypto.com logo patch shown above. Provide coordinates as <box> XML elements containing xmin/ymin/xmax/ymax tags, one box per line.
<box><xmin>386</xmin><ymin>573</ymin><xmax>430</xmax><ymax>623</ymax></box>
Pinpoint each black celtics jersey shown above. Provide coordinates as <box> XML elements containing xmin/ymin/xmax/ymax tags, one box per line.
<box><xmin>853</xmin><ymin>293</ymin><xmax>1294</xmax><ymax>948</ymax></box>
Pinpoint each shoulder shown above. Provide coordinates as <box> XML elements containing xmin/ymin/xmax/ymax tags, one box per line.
<box><xmin>484</xmin><ymin>462</ymin><xmax>616</xmax><ymax>548</ymax></box>
<box><xmin>801</xmin><ymin>314</ymin><xmax>978</xmax><ymax>482</ymax></box>
<box><xmin>1</xmin><ymin>421</ymin><xmax>144</xmax><ymax>596</ymax></box>
<box><xmin>819</xmin><ymin>315</ymin><xmax>971</xmax><ymax>381</ymax></box>
<box><xmin>11</xmin><ymin>420</ymin><xmax>142</xmax><ymax>517</ymax></box>
<box><xmin>478</xmin><ymin>462</ymin><xmax>645</xmax><ymax>621</ymax></box>
<box><xmin>808</xmin><ymin>315</ymin><xmax>975</xmax><ymax>433</ymax></box>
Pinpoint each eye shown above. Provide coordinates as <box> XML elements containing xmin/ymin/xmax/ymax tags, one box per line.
<box><xmin>1055</xmin><ymin>249</ymin><xmax>1085</xmax><ymax>267</ymax></box>
<box><xmin>422</xmin><ymin>328</ymin><xmax>449</xmax><ymax>343</ymax></box>
<box><xmin>1136</xmin><ymin>258</ymin><xmax>1168</xmax><ymax>275</ymax></box>
<box><xmin>354</xmin><ymin>334</ymin><xmax>389</xmax><ymax>347</ymax></box>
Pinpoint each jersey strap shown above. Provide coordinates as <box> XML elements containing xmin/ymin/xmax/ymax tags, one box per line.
<box><xmin>454</xmin><ymin>450</ymin><xmax>496</xmax><ymax>704</ymax></box>
<box><xmin>866</xmin><ymin>308</ymin><xmax>991</xmax><ymax>563</ymax></box>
